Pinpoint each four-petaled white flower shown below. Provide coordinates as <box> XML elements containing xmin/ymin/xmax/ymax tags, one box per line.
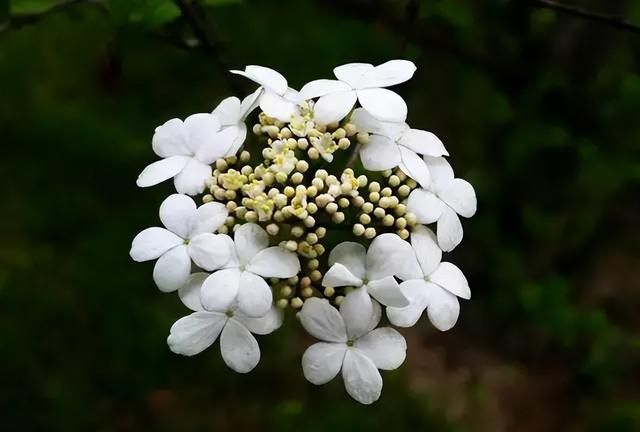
<box><xmin>299</xmin><ymin>60</ymin><xmax>416</xmax><ymax>125</ymax></box>
<box><xmin>200</xmin><ymin>223</ymin><xmax>300</xmax><ymax>318</ymax></box>
<box><xmin>299</xmin><ymin>297</ymin><xmax>406</xmax><ymax>405</ymax></box>
<box><xmin>407</xmin><ymin>156</ymin><xmax>477</xmax><ymax>251</ymax></box>
<box><xmin>386</xmin><ymin>225</ymin><xmax>471</xmax><ymax>331</ymax></box>
<box><xmin>351</xmin><ymin>108</ymin><xmax>448</xmax><ymax>185</ymax></box>
<box><xmin>322</xmin><ymin>234</ymin><xmax>418</xmax><ymax>332</ymax></box>
<box><xmin>130</xmin><ymin>194</ymin><xmax>231</xmax><ymax>292</ymax></box>
<box><xmin>230</xmin><ymin>65</ymin><xmax>300</xmax><ymax>122</ymax></box>
<box><xmin>168</xmin><ymin>272</ymin><xmax>283</xmax><ymax>373</ymax></box>
<box><xmin>137</xmin><ymin>113</ymin><xmax>239</xmax><ymax>195</ymax></box>
<box><xmin>211</xmin><ymin>88</ymin><xmax>261</xmax><ymax>157</ymax></box>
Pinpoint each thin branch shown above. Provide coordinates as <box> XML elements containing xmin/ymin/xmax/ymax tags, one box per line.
<box><xmin>0</xmin><ymin>0</ymin><xmax>106</xmax><ymax>34</ymax></box>
<box><xmin>532</xmin><ymin>0</ymin><xmax>640</xmax><ymax>33</ymax></box>
<box><xmin>172</xmin><ymin>0</ymin><xmax>243</xmax><ymax>94</ymax></box>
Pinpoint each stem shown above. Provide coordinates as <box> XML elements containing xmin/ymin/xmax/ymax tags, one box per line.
<box><xmin>531</xmin><ymin>0</ymin><xmax>640</xmax><ymax>33</ymax></box>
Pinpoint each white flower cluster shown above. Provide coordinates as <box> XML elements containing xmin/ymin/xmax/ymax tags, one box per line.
<box><xmin>130</xmin><ymin>60</ymin><xmax>476</xmax><ymax>404</ymax></box>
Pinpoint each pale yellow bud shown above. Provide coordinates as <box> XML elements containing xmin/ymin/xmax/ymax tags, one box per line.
<box><xmin>285</xmin><ymin>240</ymin><xmax>298</xmax><ymax>252</ymax></box>
<box><xmin>280</xmin><ymin>128</ymin><xmax>292</xmax><ymax>139</ymax></box>
<box><xmin>216</xmin><ymin>159</ymin><xmax>228</xmax><ymax>171</ymax></box>
<box><xmin>398</xmin><ymin>228</ymin><xmax>410</xmax><ymax>240</ymax></box>
<box><xmin>353</xmin><ymin>223</ymin><xmax>365</xmax><ymax>236</ymax></box>
<box><xmin>277</xmin><ymin>298</ymin><xmax>289</xmax><ymax>309</ymax></box>
<box><xmin>379</xmin><ymin>197</ymin><xmax>391</xmax><ymax>208</ymax></box>
<box><xmin>313</xmin><ymin>244</ymin><xmax>325</xmax><ymax>255</ymax></box>
<box><xmin>369</xmin><ymin>192</ymin><xmax>380</xmax><ymax>203</ymax></box>
<box><xmin>273</xmin><ymin>210</ymin><xmax>286</xmax><ymax>222</ymax></box>
<box><xmin>373</xmin><ymin>207</ymin><xmax>385</xmax><ymax>218</ymax></box>
<box><xmin>311</xmin><ymin>178</ymin><xmax>324</xmax><ymax>191</ymax></box>
<box><xmin>306</xmin><ymin>186</ymin><xmax>318</xmax><ymax>198</ymax></box>
<box><xmin>405</xmin><ymin>212</ymin><xmax>417</xmax><ymax>226</ymax></box>
<box><xmin>214</xmin><ymin>189</ymin><xmax>226</xmax><ymax>201</ymax></box>
<box><xmin>323</xmin><ymin>287</ymin><xmax>335</xmax><ymax>297</ymax></box>
<box><xmin>291</xmin><ymin>225</ymin><xmax>305</xmax><ymax>237</ymax></box>
<box><xmin>395</xmin><ymin>217</ymin><xmax>407</xmax><ymax>229</ymax></box>
<box><xmin>396</xmin><ymin>170</ymin><xmax>407</xmax><ymax>181</ymax></box>
<box><xmin>303</xmin><ymin>216</ymin><xmax>316</xmax><ymax>228</ymax></box>
<box><xmin>291</xmin><ymin>172</ymin><xmax>304</xmax><ymax>184</ymax></box>
<box><xmin>284</xmin><ymin>186</ymin><xmax>295</xmax><ymax>198</ymax></box>
<box><xmin>252</xmin><ymin>123</ymin><xmax>262</xmax><ymax>135</ymax></box>
<box><xmin>315</xmin><ymin>169</ymin><xmax>328</xmax><ymax>180</ymax></box>
<box><xmin>352</xmin><ymin>196</ymin><xmax>365</xmax><ymax>207</ymax></box>
<box><xmin>406</xmin><ymin>178</ymin><xmax>418</xmax><ymax>189</ymax></box>
<box><xmin>217</xmin><ymin>225</ymin><xmax>229</xmax><ymax>235</ymax></box>
<box><xmin>334</xmin><ymin>295</ymin><xmax>345</xmax><ymax>306</ymax></box>
<box><xmin>310</xmin><ymin>270</ymin><xmax>322</xmax><ymax>282</ymax></box>
<box><xmin>280</xmin><ymin>285</ymin><xmax>292</xmax><ymax>297</ymax></box>
<box><xmin>382</xmin><ymin>169</ymin><xmax>393</xmax><ymax>178</ymax></box>
<box><xmin>389</xmin><ymin>196</ymin><xmax>400</xmax><ymax>208</ymax></box>
<box><xmin>398</xmin><ymin>184</ymin><xmax>411</xmax><ymax>197</ymax></box>
<box><xmin>337</xmin><ymin>137</ymin><xmax>351</xmax><ymax>150</ymax></box>
<box><xmin>264</xmin><ymin>125</ymin><xmax>279</xmax><ymax>138</ymax></box>
<box><xmin>245</xmin><ymin>210</ymin><xmax>258</xmax><ymax>222</ymax></box>
<box><xmin>382</xmin><ymin>214</ymin><xmax>395</xmax><ymax>226</ymax></box>
<box><xmin>315</xmin><ymin>227</ymin><xmax>326</xmax><ymax>238</ymax></box>
<box><xmin>300</xmin><ymin>276</ymin><xmax>312</xmax><ymax>287</ymax></box>
<box><xmin>381</xmin><ymin>187</ymin><xmax>392</xmax><ymax>197</ymax></box>
<box><xmin>332</xmin><ymin>128</ymin><xmax>346</xmax><ymax>139</ymax></box>
<box><xmin>297</xmin><ymin>138</ymin><xmax>309</xmax><ymax>150</ymax></box>
<box><xmin>364</xmin><ymin>227</ymin><xmax>376</xmax><ymax>239</ymax></box>
<box><xmin>307</xmin><ymin>258</ymin><xmax>319</xmax><ymax>270</ymax></box>
<box><xmin>331</xmin><ymin>212</ymin><xmax>345</xmax><ymax>224</ymax></box>
<box><xmin>266</xmin><ymin>223</ymin><xmax>280</xmax><ymax>236</ymax></box>
<box><xmin>291</xmin><ymin>297</ymin><xmax>304</xmax><ymax>309</ymax></box>
<box><xmin>302</xmin><ymin>287</ymin><xmax>314</xmax><ymax>298</ymax></box>
<box><xmin>226</xmin><ymin>201</ymin><xmax>238</xmax><ymax>212</ymax></box>
<box><xmin>357</xmin><ymin>175</ymin><xmax>368</xmax><ymax>188</ymax></box>
<box><xmin>225</xmin><ymin>190</ymin><xmax>237</xmax><ymax>201</ymax></box>
<box><xmin>308</xmin><ymin>147</ymin><xmax>320</xmax><ymax>160</ymax></box>
<box><xmin>388</xmin><ymin>175</ymin><xmax>400</xmax><ymax>187</ymax></box>
<box><xmin>225</xmin><ymin>155</ymin><xmax>237</xmax><ymax>165</ymax></box>
<box><xmin>225</xmin><ymin>216</ymin><xmax>235</xmax><ymax>227</ymax></box>
<box><xmin>262</xmin><ymin>172</ymin><xmax>275</xmax><ymax>186</ymax></box>
<box><xmin>275</xmin><ymin>171</ymin><xmax>288</xmax><ymax>184</ymax></box>
<box><xmin>202</xmin><ymin>194</ymin><xmax>214</xmax><ymax>203</ymax></box>
<box><xmin>368</xmin><ymin>181</ymin><xmax>381</xmax><ymax>193</ymax></box>
<box><xmin>325</xmin><ymin>202</ymin><xmax>338</xmax><ymax>214</ymax></box>
<box><xmin>295</xmin><ymin>160</ymin><xmax>309</xmax><ymax>173</ymax></box>
<box><xmin>362</xmin><ymin>202</ymin><xmax>374</xmax><ymax>213</ymax></box>
<box><xmin>344</xmin><ymin>123</ymin><xmax>357</xmax><ymax>136</ymax></box>
<box><xmin>338</xmin><ymin>197</ymin><xmax>350</xmax><ymax>208</ymax></box>
<box><xmin>359</xmin><ymin>213</ymin><xmax>371</xmax><ymax>224</ymax></box>
<box><xmin>274</xmin><ymin>194</ymin><xmax>288</xmax><ymax>208</ymax></box>
<box><xmin>356</xmin><ymin>132</ymin><xmax>369</xmax><ymax>144</ymax></box>
<box><xmin>235</xmin><ymin>206</ymin><xmax>247</xmax><ymax>218</ymax></box>
<box><xmin>307</xmin><ymin>202</ymin><xmax>318</xmax><ymax>214</ymax></box>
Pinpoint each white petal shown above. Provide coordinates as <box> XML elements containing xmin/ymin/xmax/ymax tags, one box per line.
<box><xmin>399</xmin><ymin>146</ymin><xmax>432</xmax><ymax>188</ymax></box>
<box><xmin>240</xmin><ymin>88</ymin><xmax>262</xmax><ymax>119</ymax></box>
<box><xmin>436</xmin><ymin>206</ymin><xmax>463</xmax><ymax>252</ymax></box>
<box><xmin>354</xmin><ymin>327</ymin><xmax>407</xmax><ymax>370</ymax></box>
<box><xmin>313</xmin><ymin>90</ymin><xmax>358</xmax><ymax>125</ymax></box>
<box><xmin>178</xmin><ymin>272</ymin><xmax>208</xmax><ymax>311</ymax></box>
<box><xmin>359</xmin><ymin>134</ymin><xmax>401</xmax><ymax>171</ymax></box>
<box><xmin>366</xmin><ymin>233</ymin><xmax>416</xmax><ymax>281</ymax></box>
<box><xmin>410</xmin><ymin>225</ymin><xmax>442</xmax><ymax>276</ymax></box>
<box><xmin>246</xmin><ymin>247</ymin><xmax>300</xmax><ymax>278</ymax></box>
<box><xmin>152</xmin><ymin>118</ymin><xmax>190</xmax><ymax>157</ymax></box>
<box><xmin>333</xmin><ymin>63</ymin><xmax>374</xmax><ymax>87</ymax></box>
<box><xmin>398</xmin><ymin>129</ymin><xmax>448</xmax><ymax>157</ymax></box>
<box><xmin>302</xmin><ymin>342</ymin><xmax>347</xmax><ymax>385</ymax></box>
<box><xmin>407</xmin><ymin>188</ymin><xmax>445</xmax><ymax>224</ymax></box>
<box><xmin>136</xmin><ymin>155</ymin><xmax>189</xmax><ymax>188</ymax></box>
<box><xmin>357</xmin><ymin>88</ymin><xmax>407</xmax><ymax>122</ymax></box>
<box><xmin>195</xmin><ymin>125</ymin><xmax>238</xmax><ymax>164</ymax></box>
<box><xmin>130</xmin><ymin>227</ymin><xmax>183</xmax><ymax>262</ymax></box>
<box><xmin>153</xmin><ymin>245</ymin><xmax>191</xmax><ymax>292</ymax></box>
<box><xmin>172</xmin><ymin>158</ymin><xmax>212</xmax><ymax>196</ymax></box>
<box><xmin>328</xmin><ymin>242</ymin><xmax>367</xmax><ymax>280</ymax></box>
<box><xmin>366</xmin><ymin>276</ymin><xmax>408</xmax><ymax>307</ymax></box>
<box><xmin>322</xmin><ymin>263</ymin><xmax>362</xmax><ymax>288</ymax></box>
<box><xmin>299</xmin><ymin>298</ymin><xmax>347</xmax><ymax>343</ymax></box>
<box><xmin>188</xmin><ymin>233</ymin><xmax>232</xmax><ymax>271</ymax></box>
<box><xmin>234</xmin><ymin>306</ymin><xmax>283</xmax><ymax>335</ymax></box>
<box><xmin>341</xmin><ymin>349</ymin><xmax>382</xmax><ymax>405</ymax></box>
<box><xmin>159</xmin><ymin>193</ymin><xmax>196</xmax><ymax>239</ymax></box>
<box><xmin>191</xmin><ymin>201</ymin><xmax>228</xmax><ymax>235</ymax></box>
<box><xmin>350</xmin><ymin>107</ymin><xmax>388</xmax><ymax>136</ymax></box>
<box><xmin>200</xmin><ymin>268</ymin><xmax>242</xmax><ymax>312</ymax></box>
<box><xmin>439</xmin><ymin>178</ymin><xmax>477</xmax><ymax>218</ymax></box>
<box><xmin>212</xmin><ymin>96</ymin><xmax>241</xmax><ymax>126</ymax></box>
<box><xmin>234</xmin><ymin>223</ymin><xmax>268</xmax><ymax>266</ymax></box>
<box><xmin>429</xmin><ymin>262</ymin><xmax>471</xmax><ymax>299</ymax></box>
<box><xmin>224</xmin><ymin>123</ymin><xmax>247</xmax><ymax>157</ymax></box>
<box><xmin>167</xmin><ymin>311</ymin><xmax>225</xmax><ymax>356</ymax></box>
<box><xmin>425</xmin><ymin>284</ymin><xmax>460</xmax><ymax>331</ymax></box>
<box><xmin>299</xmin><ymin>79</ymin><xmax>352</xmax><ymax>100</ymax></box>
<box><xmin>184</xmin><ymin>113</ymin><xmax>221</xmax><ymax>153</ymax></box>
<box><xmin>259</xmin><ymin>91</ymin><xmax>298</xmax><ymax>122</ymax></box>
<box><xmin>424</xmin><ymin>156</ymin><xmax>454</xmax><ymax>188</ymax></box>
<box><xmin>231</xmin><ymin>65</ymin><xmax>288</xmax><ymax>95</ymax></box>
<box><xmin>220</xmin><ymin>319</ymin><xmax>260</xmax><ymax>373</ymax></box>
<box><xmin>340</xmin><ymin>287</ymin><xmax>380</xmax><ymax>340</ymax></box>
<box><xmin>386</xmin><ymin>279</ymin><xmax>431</xmax><ymax>327</ymax></box>
<box><xmin>359</xmin><ymin>59</ymin><xmax>416</xmax><ymax>88</ymax></box>
<box><xmin>236</xmin><ymin>271</ymin><xmax>272</xmax><ymax>317</ymax></box>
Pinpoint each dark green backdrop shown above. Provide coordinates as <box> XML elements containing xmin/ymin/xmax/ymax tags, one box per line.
<box><xmin>2</xmin><ymin>0</ymin><xmax>639</xmax><ymax>430</ymax></box>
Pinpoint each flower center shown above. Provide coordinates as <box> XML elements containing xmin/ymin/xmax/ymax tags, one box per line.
<box><xmin>225</xmin><ymin>310</ymin><xmax>234</xmax><ymax>318</ymax></box>
<box><xmin>346</xmin><ymin>340</ymin><xmax>354</xmax><ymax>347</ymax></box>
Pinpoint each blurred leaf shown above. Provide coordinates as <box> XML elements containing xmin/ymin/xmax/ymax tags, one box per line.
<box><xmin>203</xmin><ymin>0</ymin><xmax>242</xmax><ymax>5</ymax></box>
<box><xmin>109</xmin><ymin>0</ymin><xmax>180</xmax><ymax>28</ymax></box>
<box><xmin>10</xmin><ymin>0</ymin><xmax>58</xmax><ymax>14</ymax></box>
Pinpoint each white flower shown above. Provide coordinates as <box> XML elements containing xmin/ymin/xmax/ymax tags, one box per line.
<box><xmin>129</xmin><ymin>194</ymin><xmax>231</xmax><ymax>292</ymax></box>
<box><xmin>407</xmin><ymin>156</ymin><xmax>477</xmax><ymax>251</ymax></box>
<box><xmin>299</xmin><ymin>60</ymin><xmax>416</xmax><ymax>125</ymax></box>
<box><xmin>268</xmin><ymin>140</ymin><xmax>297</xmax><ymax>175</ymax></box>
<box><xmin>310</xmin><ymin>132</ymin><xmax>338</xmax><ymax>162</ymax></box>
<box><xmin>200</xmin><ymin>223</ymin><xmax>300</xmax><ymax>317</ymax></box>
<box><xmin>230</xmin><ymin>65</ymin><xmax>300</xmax><ymax>122</ymax></box>
<box><xmin>211</xmin><ymin>88</ymin><xmax>261</xmax><ymax>157</ymax></box>
<box><xmin>136</xmin><ymin>113</ymin><xmax>239</xmax><ymax>195</ymax></box>
<box><xmin>386</xmin><ymin>225</ymin><xmax>471</xmax><ymax>331</ymax></box>
<box><xmin>351</xmin><ymin>108</ymin><xmax>448</xmax><ymax>184</ymax></box>
<box><xmin>322</xmin><ymin>235</ymin><xmax>417</xmax><ymax>328</ymax></box>
<box><xmin>168</xmin><ymin>272</ymin><xmax>283</xmax><ymax>373</ymax></box>
<box><xmin>299</xmin><ymin>297</ymin><xmax>406</xmax><ymax>404</ymax></box>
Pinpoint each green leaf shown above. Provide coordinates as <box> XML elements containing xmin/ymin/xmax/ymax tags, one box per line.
<box><xmin>10</xmin><ymin>0</ymin><xmax>58</xmax><ymax>15</ymax></box>
<box><xmin>202</xmin><ymin>0</ymin><xmax>242</xmax><ymax>6</ymax></box>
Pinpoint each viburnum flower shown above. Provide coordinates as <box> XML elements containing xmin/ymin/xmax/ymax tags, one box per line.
<box><xmin>299</xmin><ymin>296</ymin><xmax>406</xmax><ymax>404</ymax></box>
<box><xmin>168</xmin><ymin>272</ymin><xmax>283</xmax><ymax>373</ymax></box>
<box><xmin>386</xmin><ymin>225</ymin><xmax>471</xmax><ymax>330</ymax></box>
<box><xmin>137</xmin><ymin>114</ymin><xmax>239</xmax><ymax>195</ymax></box>
<box><xmin>200</xmin><ymin>223</ymin><xmax>300</xmax><ymax>317</ymax></box>
<box><xmin>130</xmin><ymin>60</ymin><xmax>477</xmax><ymax>404</ymax></box>
<box><xmin>350</xmin><ymin>108</ymin><xmax>448</xmax><ymax>185</ymax></box>
<box><xmin>299</xmin><ymin>60</ymin><xmax>416</xmax><ymax>124</ymax></box>
<box><xmin>230</xmin><ymin>65</ymin><xmax>300</xmax><ymax>122</ymax></box>
<box><xmin>129</xmin><ymin>194</ymin><xmax>230</xmax><ymax>292</ymax></box>
<box><xmin>407</xmin><ymin>156</ymin><xmax>477</xmax><ymax>251</ymax></box>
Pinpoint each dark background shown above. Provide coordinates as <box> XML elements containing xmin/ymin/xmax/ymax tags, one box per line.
<box><xmin>2</xmin><ymin>0</ymin><xmax>640</xmax><ymax>430</ymax></box>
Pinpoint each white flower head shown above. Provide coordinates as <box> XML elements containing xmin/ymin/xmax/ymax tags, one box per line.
<box><xmin>129</xmin><ymin>194</ymin><xmax>231</xmax><ymax>292</ymax></box>
<box><xmin>299</xmin><ymin>60</ymin><xmax>416</xmax><ymax>125</ymax></box>
<box><xmin>200</xmin><ymin>223</ymin><xmax>300</xmax><ymax>318</ymax></box>
<box><xmin>322</xmin><ymin>234</ymin><xmax>419</xmax><ymax>329</ymax></box>
<box><xmin>137</xmin><ymin>113</ymin><xmax>239</xmax><ymax>195</ymax></box>
<box><xmin>351</xmin><ymin>108</ymin><xmax>449</xmax><ymax>185</ymax></box>
<box><xmin>310</xmin><ymin>132</ymin><xmax>339</xmax><ymax>162</ymax></box>
<box><xmin>211</xmin><ymin>88</ymin><xmax>262</xmax><ymax>157</ymax></box>
<box><xmin>407</xmin><ymin>156</ymin><xmax>477</xmax><ymax>251</ymax></box>
<box><xmin>230</xmin><ymin>65</ymin><xmax>300</xmax><ymax>122</ymax></box>
<box><xmin>168</xmin><ymin>272</ymin><xmax>283</xmax><ymax>373</ymax></box>
<box><xmin>299</xmin><ymin>297</ymin><xmax>406</xmax><ymax>404</ymax></box>
<box><xmin>386</xmin><ymin>225</ymin><xmax>471</xmax><ymax>331</ymax></box>
<box><xmin>268</xmin><ymin>140</ymin><xmax>297</xmax><ymax>175</ymax></box>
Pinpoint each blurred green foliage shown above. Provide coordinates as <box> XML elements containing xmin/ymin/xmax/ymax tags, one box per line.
<box><xmin>1</xmin><ymin>0</ymin><xmax>640</xmax><ymax>430</ymax></box>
